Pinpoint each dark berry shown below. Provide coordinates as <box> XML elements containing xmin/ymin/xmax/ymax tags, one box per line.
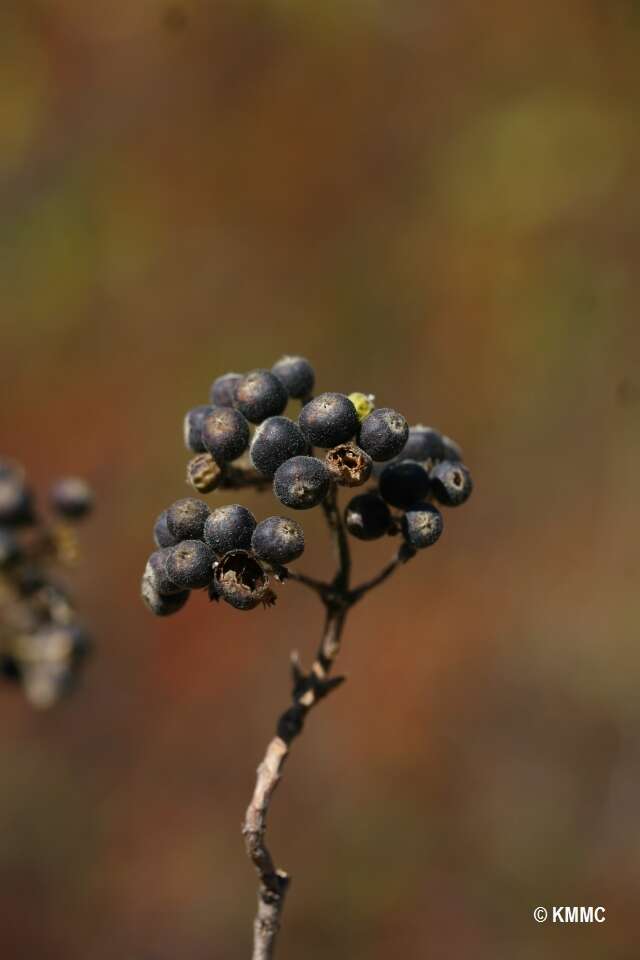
<box><xmin>141</xmin><ymin>575</ymin><xmax>190</xmax><ymax>616</ymax></box>
<box><xmin>209</xmin><ymin>372</ymin><xmax>242</xmax><ymax>407</ymax></box>
<box><xmin>212</xmin><ymin>550</ymin><xmax>275</xmax><ymax>610</ymax></box>
<box><xmin>183</xmin><ymin>404</ymin><xmax>214</xmax><ymax>453</ymax></box>
<box><xmin>250</xmin><ymin>416</ymin><xmax>307</xmax><ymax>477</ymax></box>
<box><xmin>201</xmin><ymin>406</ymin><xmax>250</xmax><ymax>464</ymax></box>
<box><xmin>144</xmin><ymin>548</ymin><xmax>186</xmax><ymax>595</ymax></box>
<box><xmin>273</xmin><ymin>456</ymin><xmax>330</xmax><ymax>510</ymax></box>
<box><xmin>358</xmin><ymin>407</ymin><xmax>408</xmax><ymax>461</ymax></box>
<box><xmin>400</xmin><ymin>425</ymin><xmax>444</xmax><ymax>463</ymax></box>
<box><xmin>251</xmin><ymin>516</ymin><xmax>305</xmax><ymax>565</ymax></box>
<box><xmin>0</xmin><ymin>473</ymin><xmax>33</xmax><ymax>526</ymax></box>
<box><xmin>429</xmin><ymin>461</ymin><xmax>473</xmax><ymax>507</ymax></box>
<box><xmin>203</xmin><ymin>504</ymin><xmax>256</xmax><ymax>555</ymax></box>
<box><xmin>234</xmin><ymin>369</ymin><xmax>288</xmax><ymax>423</ymax></box>
<box><xmin>165</xmin><ymin>539</ymin><xmax>213</xmax><ymax>589</ymax></box>
<box><xmin>0</xmin><ymin>529</ymin><xmax>20</xmax><ymax>567</ymax></box>
<box><xmin>49</xmin><ymin>477</ymin><xmax>94</xmax><ymax>519</ymax></box>
<box><xmin>344</xmin><ymin>492</ymin><xmax>391</xmax><ymax>541</ymax></box>
<box><xmin>298</xmin><ymin>393</ymin><xmax>358</xmax><ymax>447</ymax></box>
<box><xmin>271</xmin><ymin>355</ymin><xmax>315</xmax><ymax>400</ymax></box>
<box><xmin>325</xmin><ymin>442</ymin><xmax>372</xmax><ymax>487</ymax></box>
<box><xmin>379</xmin><ymin>460</ymin><xmax>430</xmax><ymax>509</ymax></box>
<box><xmin>402</xmin><ymin>502</ymin><xmax>443</xmax><ymax>549</ymax></box>
<box><xmin>186</xmin><ymin>453</ymin><xmax>223</xmax><ymax>493</ymax></box>
<box><xmin>165</xmin><ymin>497</ymin><xmax>210</xmax><ymax>540</ymax></box>
<box><xmin>441</xmin><ymin>435</ymin><xmax>463</xmax><ymax>462</ymax></box>
<box><xmin>153</xmin><ymin>509</ymin><xmax>179</xmax><ymax>548</ymax></box>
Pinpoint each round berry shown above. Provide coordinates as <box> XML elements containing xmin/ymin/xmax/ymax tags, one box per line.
<box><xmin>379</xmin><ymin>460</ymin><xmax>430</xmax><ymax>509</ymax></box>
<box><xmin>273</xmin><ymin>456</ymin><xmax>330</xmax><ymax>510</ymax></box>
<box><xmin>201</xmin><ymin>406</ymin><xmax>250</xmax><ymax>464</ymax></box>
<box><xmin>141</xmin><ymin>575</ymin><xmax>190</xmax><ymax>616</ymax></box>
<box><xmin>235</xmin><ymin>369</ymin><xmax>288</xmax><ymax>423</ymax></box>
<box><xmin>186</xmin><ymin>453</ymin><xmax>223</xmax><ymax>494</ymax></box>
<box><xmin>203</xmin><ymin>504</ymin><xmax>256</xmax><ymax>555</ymax></box>
<box><xmin>344</xmin><ymin>492</ymin><xmax>391</xmax><ymax>541</ymax></box>
<box><xmin>183</xmin><ymin>404</ymin><xmax>214</xmax><ymax>453</ymax></box>
<box><xmin>271</xmin><ymin>356</ymin><xmax>315</xmax><ymax>400</ymax></box>
<box><xmin>298</xmin><ymin>393</ymin><xmax>358</xmax><ymax>447</ymax></box>
<box><xmin>399</xmin><ymin>425</ymin><xmax>444</xmax><ymax>463</ymax></box>
<box><xmin>402</xmin><ymin>502</ymin><xmax>443</xmax><ymax>549</ymax></box>
<box><xmin>429</xmin><ymin>461</ymin><xmax>473</xmax><ymax>507</ymax></box>
<box><xmin>251</xmin><ymin>516</ymin><xmax>305</xmax><ymax>565</ymax></box>
<box><xmin>250</xmin><ymin>416</ymin><xmax>307</xmax><ymax>477</ymax></box>
<box><xmin>212</xmin><ymin>550</ymin><xmax>274</xmax><ymax>610</ymax></box>
<box><xmin>49</xmin><ymin>477</ymin><xmax>94</xmax><ymax>519</ymax></box>
<box><xmin>209</xmin><ymin>372</ymin><xmax>242</xmax><ymax>407</ymax></box>
<box><xmin>347</xmin><ymin>392</ymin><xmax>375</xmax><ymax>422</ymax></box>
<box><xmin>0</xmin><ymin>473</ymin><xmax>33</xmax><ymax>526</ymax></box>
<box><xmin>325</xmin><ymin>442</ymin><xmax>372</xmax><ymax>487</ymax></box>
<box><xmin>441</xmin><ymin>435</ymin><xmax>463</xmax><ymax>463</ymax></box>
<box><xmin>165</xmin><ymin>539</ymin><xmax>213</xmax><ymax>589</ymax></box>
<box><xmin>153</xmin><ymin>509</ymin><xmax>179</xmax><ymax>548</ymax></box>
<box><xmin>358</xmin><ymin>407</ymin><xmax>408</xmax><ymax>462</ymax></box>
<box><xmin>165</xmin><ymin>498</ymin><xmax>210</xmax><ymax>541</ymax></box>
<box><xmin>144</xmin><ymin>548</ymin><xmax>186</xmax><ymax>596</ymax></box>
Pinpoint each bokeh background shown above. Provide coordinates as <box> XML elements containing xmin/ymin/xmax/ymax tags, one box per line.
<box><xmin>2</xmin><ymin>1</ymin><xmax>640</xmax><ymax>957</ymax></box>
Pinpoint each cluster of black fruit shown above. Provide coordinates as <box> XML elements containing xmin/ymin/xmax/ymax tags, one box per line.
<box><xmin>142</xmin><ymin>356</ymin><xmax>473</xmax><ymax>617</ymax></box>
<box><xmin>0</xmin><ymin>459</ymin><xmax>93</xmax><ymax>709</ymax></box>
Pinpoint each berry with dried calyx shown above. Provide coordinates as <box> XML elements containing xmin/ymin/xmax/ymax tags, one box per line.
<box><xmin>358</xmin><ymin>407</ymin><xmax>408</xmax><ymax>462</ymax></box>
<box><xmin>209</xmin><ymin>372</ymin><xmax>242</xmax><ymax>407</ymax></box>
<box><xmin>271</xmin><ymin>356</ymin><xmax>315</xmax><ymax>400</ymax></box>
<box><xmin>325</xmin><ymin>442</ymin><xmax>372</xmax><ymax>487</ymax></box>
<box><xmin>251</xmin><ymin>516</ymin><xmax>305</xmax><ymax>565</ymax></box>
<box><xmin>429</xmin><ymin>461</ymin><xmax>473</xmax><ymax>507</ymax></box>
<box><xmin>165</xmin><ymin>497</ymin><xmax>210</xmax><ymax>541</ymax></box>
<box><xmin>165</xmin><ymin>539</ymin><xmax>214</xmax><ymax>589</ymax></box>
<box><xmin>202</xmin><ymin>406</ymin><xmax>250</xmax><ymax>464</ymax></box>
<box><xmin>235</xmin><ymin>370</ymin><xmax>288</xmax><ymax>424</ymax></box>
<box><xmin>401</xmin><ymin>502</ymin><xmax>443</xmax><ymax>549</ymax></box>
<box><xmin>298</xmin><ymin>393</ymin><xmax>359</xmax><ymax>447</ymax></box>
<box><xmin>273</xmin><ymin>456</ymin><xmax>330</xmax><ymax>510</ymax></box>
<box><xmin>204</xmin><ymin>504</ymin><xmax>256</xmax><ymax>555</ymax></box>
<box><xmin>250</xmin><ymin>417</ymin><xmax>307</xmax><ymax>478</ymax></box>
<box><xmin>344</xmin><ymin>492</ymin><xmax>392</xmax><ymax>541</ymax></box>
<box><xmin>186</xmin><ymin>453</ymin><xmax>223</xmax><ymax>494</ymax></box>
<box><xmin>212</xmin><ymin>550</ymin><xmax>275</xmax><ymax>610</ymax></box>
<box><xmin>379</xmin><ymin>460</ymin><xmax>430</xmax><ymax>509</ymax></box>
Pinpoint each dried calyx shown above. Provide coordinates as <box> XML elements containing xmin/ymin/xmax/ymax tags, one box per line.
<box><xmin>211</xmin><ymin>550</ymin><xmax>276</xmax><ymax>611</ymax></box>
<box><xmin>325</xmin><ymin>442</ymin><xmax>372</xmax><ymax>487</ymax></box>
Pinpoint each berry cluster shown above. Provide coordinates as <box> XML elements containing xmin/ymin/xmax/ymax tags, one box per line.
<box><xmin>142</xmin><ymin>356</ymin><xmax>473</xmax><ymax>617</ymax></box>
<box><xmin>0</xmin><ymin>460</ymin><xmax>94</xmax><ymax>709</ymax></box>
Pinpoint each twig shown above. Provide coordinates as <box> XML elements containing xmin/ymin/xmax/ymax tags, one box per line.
<box><xmin>349</xmin><ymin>543</ymin><xmax>416</xmax><ymax>604</ymax></box>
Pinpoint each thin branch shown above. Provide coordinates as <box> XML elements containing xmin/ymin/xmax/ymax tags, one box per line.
<box><xmin>321</xmin><ymin>484</ymin><xmax>351</xmax><ymax>591</ymax></box>
<box><xmin>349</xmin><ymin>543</ymin><xmax>416</xmax><ymax>604</ymax></box>
<box><xmin>243</xmin><ymin>604</ymin><xmax>348</xmax><ymax>960</ymax></box>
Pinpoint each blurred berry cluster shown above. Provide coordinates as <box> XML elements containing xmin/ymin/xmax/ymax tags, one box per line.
<box><xmin>142</xmin><ymin>356</ymin><xmax>472</xmax><ymax>616</ymax></box>
<box><xmin>0</xmin><ymin>460</ymin><xmax>93</xmax><ymax>709</ymax></box>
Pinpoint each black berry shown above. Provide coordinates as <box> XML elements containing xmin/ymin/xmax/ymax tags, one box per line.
<box><xmin>153</xmin><ymin>509</ymin><xmax>179</xmax><ymax>548</ymax></box>
<box><xmin>379</xmin><ymin>460</ymin><xmax>430</xmax><ymax>510</ymax></box>
<box><xmin>202</xmin><ymin>407</ymin><xmax>250</xmax><ymax>464</ymax></box>
<box><xmin>165</xmin><ymin>497</ymin><xmax>210</xmax><ymax>541</ymax></box>
<box><xmin>401</xmin><ymin>502</ymin><xmax>443</xmax><ymax>549</ymax></box>
<box><xmin>165</xmin><ymin>539</ymin><xmax>214</xmax><ymax>589</ymax></box>
<box><xmin>144</xmin><ymin>548</ymin><xmax>186</xmax><ymax>596</ymax></box>
<box><xmin>0</xmin><ymin>473</ymin><xmax>33</xmax><ymax>526</ymax></box>
<box><xmin>399</xmin><ymin>425</ymin><xmax>444</xmax><ymax>463</ymax></box>
<box><xmin>250</xmin><ymin>416</ymin><xmax>307</xmax><ymax>477</ymax></box>
<box><xmin>203</xmin><ymin>504</ymin><xmax>256</xmax><ymax>555</ymax></box>
<box><xmin>273</xmin><ymin>456</ymin><xmax>330</xmax><ymax>510</ymax></box>
<box><xmin>235</xmin><ymin>370</ymin><xmax>288</xmax><ymax>424</ymax></box>
<box><xmin>344</xmin><ymin>492</ymin><xmax>391</xmax><ymax>541</ymax></box>
<box><xmin>358</xmin><ymin>407</ymin><xmax>408</xmax><ymax>462</ymax></box>
<box><xmin>251</xmin><ymin>516</ymin><xmax>305</xmax><ymax>565</ymax></box>
<box><xmin>271</xmin><ymin>355</ymin><xmax>315</xmax><ymax>400</ymax></box>
<box><xmin>298</xmin><ymin>393</ymin><xmax>358</xmax><ymax>448</ymax></box>
<box><xmin>209</xmin><ymin>372</ymin><xmax>242</xmax><ymax>407</ymax></box>
<box><xmin>142</xmin><ymin>576</ymin><xmax>190</xmax><ymax>616</ymax></box>
<box><xmin>441</xmin><ymin>435</ymin><xmax>463</xmax><ymax>462</ymax></box>
<box><xmin>184</xmin><ymin>404</ymin><xmax>214</xmax><ymax>453</ymax></box>
<box><xmin>49</xmin><ymin>477</ymin><xmax>94</xmax><ymax>519</ymax></box>
<box><xmin>429</xmin><ymin>461</ymin><xmax>473</xmax><ymax>507</ymax></box>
